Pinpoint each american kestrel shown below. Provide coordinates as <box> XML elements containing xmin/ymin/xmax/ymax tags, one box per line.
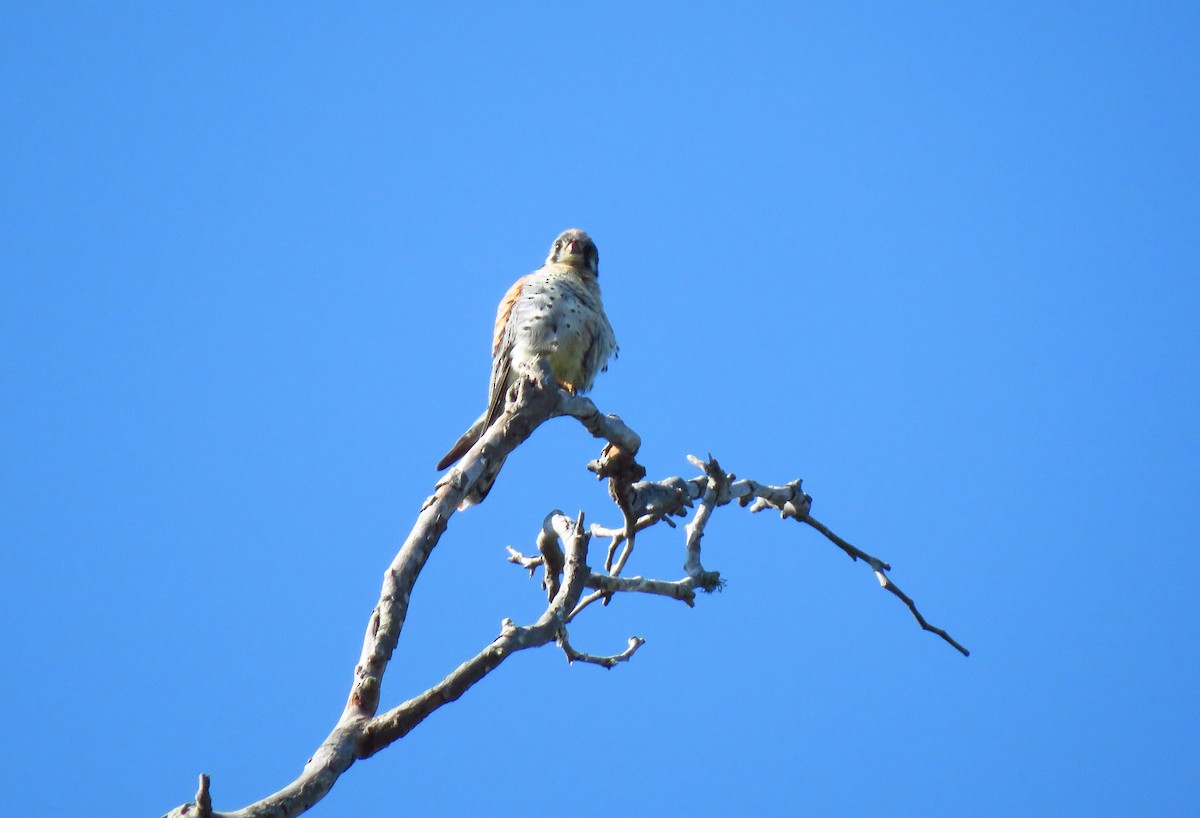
<box><xmin>437</xmin><ymin>228</ymin><xmax>618</xmax><ymax>507</ymax></box>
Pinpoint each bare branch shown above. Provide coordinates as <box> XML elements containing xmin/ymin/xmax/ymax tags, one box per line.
<box><xmin>681</xmin><ymin>455</ymin><xmax>727</xmax><ymax>592</ymax></box>
<box><xmin>559</xmin><ymin>633</ymin><xmax>647</xmax><ymax>668</ymax></box>
<box><xmin>505</xmin><ymin>547</ymin><xmax>699</xmax><ymax>617</ymax></box>
<box><xmin>794</xmin><ymin>513</ymin><xmax>883</xmax><ymax>566</ymax></box>
<box><xmin>362</xmin><ymin>512</ymin><xmax>598</xmax><ymax>756</ymax></box>
<box><xmin>167</xmin><ymin>775</ymin><xmax>212</xmax><ymax>818</ymax></box>
<box><xmin>792</xmin><ymin>514</ymin><xmax>966</xmax><ymax>655</ymax></box>
<box><xmin>517</xmin><ymin>453</ymin><xmax>965</xmax><ymax>654</ymax></box>
<box><xmin>536</xmin><ymin>511</ymin><xmax>568</xmax><ymax>600</ymax></box>
<box><xmin>164</xmin><ymin>375</ymin><xmax>640</xmax><ymax>818</ymax></box>
<box><xmin>505</xmin><ymin>545</ymin><xmax>543</xmax><ymax>574</ymax></box>
<box><xmin>166</xmin><ymin>371</ymin><xmax>966</xmax><ymax>817</ymax></box>
<box><xmin>870</xmin><ymin>566</ymin><xmax>971</xmax><ymax>656</ymax></box>
<box><xmin>567</xmin><ymin>589</ymin><xmax>610</xmax><ymax>622</ymax></box>
<box><xmin>591</xmin><ymin>512</ymin><xmax>668</xmax><ymax>578</ymax></box>
<box><xmin>575</xmin><ymin>460</ymin><xmax>966</xmax><ymax>654</ymax></box>
<box><xmin>584</xmin><ymin>572</ymin><xmax>698</xmax><ymax>607</ymax></box>
<box><xmin>560</xmin><ymin>392</ymin><xmax>641</xmax><ymax>454</ymax></box>
<box><xmin>586</xmin><ymin>441</ymin><xmax>646</xmax><ymax>576</ymax></box>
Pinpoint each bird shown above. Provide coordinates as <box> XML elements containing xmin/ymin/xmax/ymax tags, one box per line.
<box><xmin>437</xmin><ymin>228</ymin><xmax>618</xmax><ymax>507</ymax></box>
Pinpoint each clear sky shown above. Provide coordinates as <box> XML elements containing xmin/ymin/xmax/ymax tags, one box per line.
<box><xmin>2</xmin><ymin>3</ymin><xmax>1197</xmax><ymax>817</ymax></box>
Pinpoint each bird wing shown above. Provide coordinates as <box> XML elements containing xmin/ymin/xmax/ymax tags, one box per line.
<box><xmin>482</xmin><ymin>273</ymin><xmax>530</xmax><ymax>434</ymax></box>
<box><xmin>581</xmin><ymin>302</ymin><xmax>618</xmax><ymax>391</ymax></box>
<box><xmin>435</xmin><ymin>274</ymin><xmax>532</xmax><ymax>472</ymax></box>
<box><xmin>493</xmin><ymin>274</ymin><xmax>528</xmax><ymax>357</ymax></box>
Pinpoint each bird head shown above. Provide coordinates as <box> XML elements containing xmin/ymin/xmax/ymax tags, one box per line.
<box><xmin>547</xmin><ymin>229</ymin><xmax>599</xmax><ymax>275</ymax></box>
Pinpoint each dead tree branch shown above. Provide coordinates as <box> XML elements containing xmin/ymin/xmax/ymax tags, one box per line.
<box><xmin>559</xmin><ymin>457</ymin><xmax>970</xmax><ymax>657</ymax></box>
<box><xmin>165</xmin><ymin>368</ymin><xmax>966</xmax><ymax>818</ymax></box>
<box><xmin>162</xmin><ymin>371</ymin><xmax>635</xmax><ymax>818</ymax></box>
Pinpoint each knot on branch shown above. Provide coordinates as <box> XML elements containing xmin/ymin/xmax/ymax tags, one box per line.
<box><xmin>744</xmin><ymin>478</ymin><xmax>813</xmax><ymax>520</ymax></box>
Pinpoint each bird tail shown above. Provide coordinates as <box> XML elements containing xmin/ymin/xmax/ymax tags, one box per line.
<box><xmin>436</xmin><ymin>413</ymin><xmax>487</xmax><ymax>471</ymax></box>
<box><xmin>436</xmin><ymin>412</ymin><xmax>508</xmax><ymax>509</ymax></box>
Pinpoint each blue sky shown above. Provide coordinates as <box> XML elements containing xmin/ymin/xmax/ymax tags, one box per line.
<box><xmin>2</xmin><ymin>3</ymin><xmax>1197</xmax><ymax>816</ymax></box>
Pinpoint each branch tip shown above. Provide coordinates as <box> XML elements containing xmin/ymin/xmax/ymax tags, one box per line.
<box><xmin>196</xmin><ymin>774</ymin><xmax>212</xmax><ymax>816</ymax></box>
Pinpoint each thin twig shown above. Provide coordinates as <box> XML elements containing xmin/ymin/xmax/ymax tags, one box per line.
<box><xmin>505</xmin><ymin>545</ymin><xmax>543</xmax><ymax>573</ymax></box>
<box><xmin>798</xmin><ymin>514</ymin><xmax>966</xmax><ymax>655</ymax></box>
<box><xmin>800</xmin><ymin>514</ymin><xmax>889</xmax><ymax>567</ymax></box>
